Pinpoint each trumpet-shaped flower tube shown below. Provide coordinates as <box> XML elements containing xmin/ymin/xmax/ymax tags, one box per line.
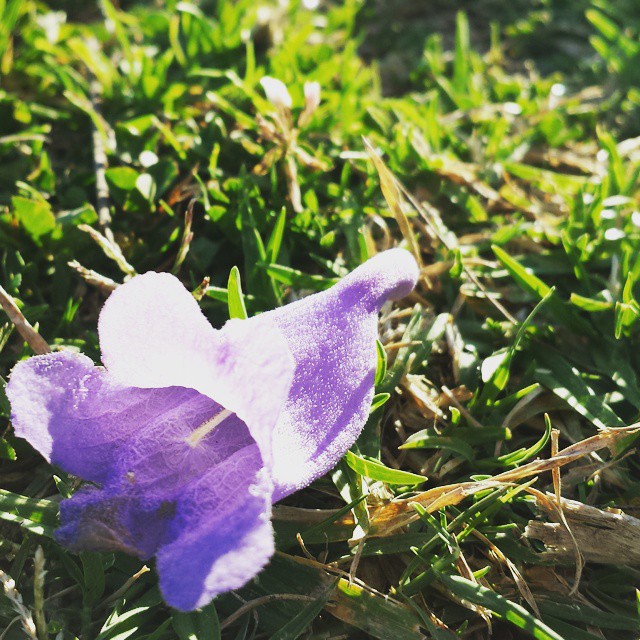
<box><xmin>7</xmin><ymin>248</ymin><xmax>418</xmax><ymax>611</ymax></box>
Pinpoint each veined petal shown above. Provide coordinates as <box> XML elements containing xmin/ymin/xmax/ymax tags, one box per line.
<box><xmin>50</xmin><ymin>391</ymin><xmax>268</xmax><ymax>611</ymax></box>
<box><xmin>6</xmin><ymin>351</ymin><xmax>197</xmax><ymax>484</ymax></box>
<box><xmin>111</xmin><ymin>401</ymin><xmax>255</xmax><ymax>503</ymax></box>
<box><xmin>98</xmin><ymin>272</ymin><xmax>294</xmax><ymax>465</ymax></box>
<box><xmin>156</xmin><ymin>448</ymin><xmax>273</xmax><ymax>611</ymax></box>
<box><xmin>252</xmin><ymin>249</ymin><xmax>419</xmax><ymax>499</ymax></box>
<box><xmin>56</xmin><ymin>437</ymin><xmax>272</xmax><ymax>611</ymax></box>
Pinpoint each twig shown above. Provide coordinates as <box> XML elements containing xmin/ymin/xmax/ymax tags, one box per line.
<box><xmin>284</xmin><ymin>153</ymin><xmax>303</xmax><ymax>213</ymax></box>
<box><xmin>0</xmin><ymin>285</ymin><xmax>50</xmax><ymax>355</ymax></box>
<box><xmin>296</xmin><ymin>532</ymin><xmax>317</xmax><ymax>561</ymax></box>
<box><xmin>89</xmin><ymin>79</ymin><xmax>114</xmax><ymax>243</ymax></box>
<box><xmin>78</xmin><ymin>224</ymin><xmax>136</xmax><ymax>277</ymax></box>
<box><xmin>33</xmin><ymin>547</ymin><xmax>48</xmax><ymax>640</ymax></box>
<box><xmin>68</xmin><ymin>260</ymin><xmax>118</xmax><ymax>293</ymax></box>
<box><xmin>44</xmin><ymin>584</ymin><xmax>79</xmax><ymax>604</ymax></box>
<box><xmin>526</xmin><ymin>493</ymin><xmax>640</xmax><ymax>565</ymax></box>
<box><xmin>283</xmin><ymin>552</ymin><xmax>396</xmax><ymax>601</ymax></box>
<box><xmin>383</xmin><ymin>340</ymin><xmax>423</xmax><ymax>352</ymax></box>
<box><xmin>172</xmin><ymin>200</ymin><xmax>195</xmax><ymax>274</ymax></box>
<box><xmin>472</xmin><ymin>528</ymin><xmax>540</xmax><ymax>617</ymax></box>
<box><xmin>348</xmin><ymin>535</ymin><xmax>366</xmax><ymax>585</ymax></box>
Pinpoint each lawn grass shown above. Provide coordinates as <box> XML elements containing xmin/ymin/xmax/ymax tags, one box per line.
<box><xmin>1</xmin><ymin>0</ymin><xmax>640</xmax><ymax>638</ymax></box>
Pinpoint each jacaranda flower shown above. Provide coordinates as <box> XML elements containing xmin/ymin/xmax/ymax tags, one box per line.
<box><xmin>7</xmin><ymin>249</ymin><xmax>418</xmax><ymax>611</ymax></box>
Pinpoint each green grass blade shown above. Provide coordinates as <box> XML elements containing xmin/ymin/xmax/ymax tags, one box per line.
<box><xmin>438</xmin><ymin>574</ymin><xmax>564</xmax><ymax>640</ymax></box>
<box><xmin>374</xmin><ymin>339</ymin><xmax>387</xmax><ymax>386</ymax></box>
<box><xmin>345</xmin><ymin>451</ymin><xmax>426</xmax><ymax>486</ymax></box>
<box><xmin>270</xmin><ymin>583</ymin><xmax>335</xmax><ymax>640</ymax></box>
<box><xmin>266</xmin><ymin>206</ymin><xmax>287</xmax><ymax>263</ymax></box>
<box><xmin>226</xmin><ymin>266</ymin><xmax>248</xmax><ymax>320</ymax></box>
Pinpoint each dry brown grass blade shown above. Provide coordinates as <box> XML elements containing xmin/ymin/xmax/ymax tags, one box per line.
<box><xmin>369</xmin><ymin>480</ymin><xmax>498</xmax><ymax>534</ymax></box>
<box><xmin>78</xmin><ymin>224</ymin><xmax>136</xmax><ymax>277</ymax></box>
<box><xmin>550</xmin><ymin>426</ymin><xmax>584</xmax><ymax>595</ymax></box>
<box><xmin>96</xmin><ymin>565</ymin><xmax>150</xmax><ymax>609</ymax></box>
<box><xmin>370</xmin><ymin>427</ymin><xmax>637</xmax><ymax>534</ymax></box>
<box><xmin>493</xmin><ymin>427</ymin><xmax>637</xmax><ymax>482</ymax></box>
<box><xmin>172</xmin><ymin>200</ymin><xmax>195</xmax><ymax>274</ymax></box>
<box><xmin>362</xmin><ymin>137</ymin><xmax>423</xmax><ymax>269</ymax></box>
<box><xmin>472</xmin><ymin>528</ymin><xmax>540</xmax><ymax>618</ymax></box>
<box><xmin>219</xmin><ymin>594</ymin><xmax>316</xmax><ymax>631</ymax></box>
<box><xmin>391</xmin><ymin>175</ymin><xmax>519</xmax><ymax>325</ymax></box>
<box><xmin>0</xmin><ymin>285</ymin><xmax>50</xmax><ymax>355</ymax></box>
<box><xmin>455</xmin><ymin>552</ymin><xmax>492</xmax><ymax>627</ymax></box>
<box><xmin>282</xmin><ymin>552</ymin><xmax>399</xmax><ymax>601</ymax></box>
<box><xmin>372</xmin><ymin>152</ymin><xmax>518</xmax><ymax>325</ymax></box>
<box><xmin>68</xmin><ymin>260</ymin><xmax>118</xmax><ymax>293</ymax></box>
<box><xmin>273</xmin><ymin>505</ymin><xmax>356</xmax><ymax>528</ymax></box>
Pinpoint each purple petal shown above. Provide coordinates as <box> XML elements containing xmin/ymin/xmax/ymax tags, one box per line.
<box><xmin>55</xmin><ymin>486</ymin><xmax>171</xmax><ymax>558</ymax></box>
<box><xmin>50</xmin><ymin>386</ymin><xmax>271</xmax><ymax>610</ymax></box>
<box><xmin>98</xmin><ymin>272</ymin><xmax>294</xmax><ymax>465</ymax></box>
<box><xmin>156</xmin><ymin>446</ymin><xmax>273</xmax><ymax>611</ymax></box>
<box><xmin>252</xmin><ymin>249</ymin><xmax>419</xmax><ymax>499</ymax></box>
<box><xmin>110</xmin><ymin>400</ymin><xmax>254</xmax><ymax>503</ymax></box>
<box><xmin>6</xmin><ymin>351</ymin><xmax>201</xmax><ymax>484</ymax></box>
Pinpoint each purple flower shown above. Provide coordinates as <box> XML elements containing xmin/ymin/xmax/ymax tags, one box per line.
<box><xmin>6</xmin><ymin>249</ymin><xmax>418</xmax><ymax>611</ymax></box>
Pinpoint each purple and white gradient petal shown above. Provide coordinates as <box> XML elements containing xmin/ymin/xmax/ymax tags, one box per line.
<box><xmin>6</xmin><ymin>248</ymin><xmax>418</xmax><ymax>611</ymax></box>
<box><xmin>253</xmin><ymin>248</ymin><xmax>419</xmax><ymax>499</ymax></box>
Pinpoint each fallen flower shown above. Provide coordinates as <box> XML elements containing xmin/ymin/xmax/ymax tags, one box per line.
<box><xmin>7</xmin><ymin>249</ymin><xmax>418</xmax><ymax>611</ymax></box>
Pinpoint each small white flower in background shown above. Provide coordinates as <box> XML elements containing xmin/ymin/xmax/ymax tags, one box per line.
<box><xmin>503</xmin><ymin>102</ymin><xmax>522</xmax><ymax>116</ymax></box>
<box><xmin>604</xmin><ymin>228</ymin><xmax>625</xmax><ymax>241</ymax></box>
<box><xmin>260</xmin><ymin>76</ymin><xmax>293</xmax><ymax>110</ymax></box>
<box><xmin>139</xmin><ymin>150</ymin><xmax>159</xmax><ymax>168</ymax></box>
<box><xmin>297</xmin><ymin>81</ymin><xmax>321</xmax><ymax>128</ymax></box>
<box><xmin>302</xmin><ymin>0</ymin><xmax>320</xmax><ymax>9</ymax></box>
<box><xmin>255</xmin><ymin>76</ymin><xmax>327</xmax><ymax>213</ymax></box>
<box><xmin>303</xmin><ymin>81</ymin><xmax>321</xmax><ymax>115</ymax></box>
<box><xmin>549</xmin><ymin>82</ymin><xmax>566</xmax><ymax>108</ymax></box>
